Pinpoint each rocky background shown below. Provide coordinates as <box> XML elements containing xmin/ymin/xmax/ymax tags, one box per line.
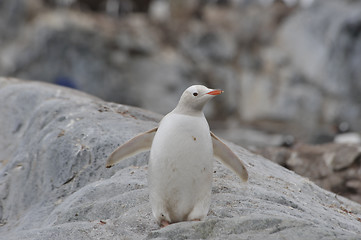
<box><xmin>1</xmin><ymin>0</ymin><xmax>361</xmax><ymax>143</ymax></box>
<box><xmin>1</xmin><ymin>0</ymin><xmax>361</xmax><ymax>220</ymax></box>
<box><xmin>256</xmin><ymin>143</ymin><xmax>361</xmax><ymax>204</ymax></box>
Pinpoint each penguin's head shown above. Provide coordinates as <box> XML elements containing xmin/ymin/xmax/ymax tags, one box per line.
<box><xmin>174</xmin><ymin>85</ymin><xmax>223</xmax><ymax>115</ymax></box>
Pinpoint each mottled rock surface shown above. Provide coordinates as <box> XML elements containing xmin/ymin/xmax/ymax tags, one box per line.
<box><xmin>257</xmin><ymin>143</ymin><xmax>361</xmax><ymax>204</ymax></box>
<box><xmin>0</xmin><ymin>78</ymin><xmax>360</xmax><ymax>239</ymax></box>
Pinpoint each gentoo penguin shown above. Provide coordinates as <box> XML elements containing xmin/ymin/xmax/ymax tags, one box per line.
<box><xmin>106</xmin><ymin>85</ymin><xmax>248</xmax><ymax>227</ymax></box>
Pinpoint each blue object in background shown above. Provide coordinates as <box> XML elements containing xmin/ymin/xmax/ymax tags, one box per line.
<box><xmin>54</xmin><ymin>76</ymin><xmax>78</xmax><ymax>89</ymax></box>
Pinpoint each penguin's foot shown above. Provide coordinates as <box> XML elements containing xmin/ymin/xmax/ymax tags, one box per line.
<box><xmin>160</xmin><ymin>220</ymin><xmax>170</xmax><ymax>228</ymax></box>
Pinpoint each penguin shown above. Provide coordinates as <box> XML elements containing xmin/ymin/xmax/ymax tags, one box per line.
<box><xmin>106</xmin><ymin>85</ymin><xmax>248</xmax><ymax>227</ymax></box>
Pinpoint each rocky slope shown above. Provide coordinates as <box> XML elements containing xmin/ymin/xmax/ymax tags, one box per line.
<box><xmin>0</xmin><ymin>78</ymin><xmax>360</xmax><ymax>239</ymax></box>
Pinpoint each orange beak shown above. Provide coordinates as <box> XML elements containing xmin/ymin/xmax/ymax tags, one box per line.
<box><xmin>207</xmin><ymin>89</ymin><xmax>223</xmax><ymax>95</ymax></box>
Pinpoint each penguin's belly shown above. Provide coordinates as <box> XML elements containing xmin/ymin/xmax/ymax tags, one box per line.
<box><xmin>148</xmin><ymin>114</ymin><xmax>213</xmax><ymax>223</ymax></box>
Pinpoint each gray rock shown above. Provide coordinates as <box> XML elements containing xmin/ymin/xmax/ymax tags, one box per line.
<box><xmin>180</xmin><ymin>27</ymin><xmax>237</xmax><ymax>63</ymax></box>
<box><xmin>255</xmin><ymin>143</ymin><xmax>361</xmax><ymax>204</ymax></box>
<box><xmin>213</xmin><ymin>127</ymin><xmax>285</xmax><ymax>148</ymax></box>
<box><xmin>0</xmin><ymin>77</ymin><xmax>361</xmax><ymax>239</ymax></box>
<box><xmin>275</xmin><ymin>0</ymin><xmax>361</xmax><ymax>132</ymax></box>
<box><xmin>0</xmin><ymin>9</ymin><xmax>199</xmax><ymax>116</ymax></box>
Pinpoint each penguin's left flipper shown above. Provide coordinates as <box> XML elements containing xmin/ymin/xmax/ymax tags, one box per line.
<box><xmin>211</xmin><ymin>132</ymin><xmax>248</xmax><ymax>181</ymax></box>
<box><xmin>106</xmin><ymin>127</ymin><xmax>158</xmax><ymax>168</ymax></box>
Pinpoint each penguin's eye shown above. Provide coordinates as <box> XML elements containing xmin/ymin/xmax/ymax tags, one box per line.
<box><xmin>193</xmin><ymin>92</ymin><xmax>198</xmax><ymax>96</ymax></box>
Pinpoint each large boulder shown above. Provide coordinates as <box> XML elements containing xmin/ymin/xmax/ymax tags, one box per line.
<box><xmin>0</xmin><ymin>78</ymin><xmax>360</xmax><ymax>239</ymax></box>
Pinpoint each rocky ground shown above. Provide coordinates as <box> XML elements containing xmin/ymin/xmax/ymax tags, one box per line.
<box><xmin>1</xmin><ymin>78</ymin><xmax>361</xmax><ymax>240</ymax></box>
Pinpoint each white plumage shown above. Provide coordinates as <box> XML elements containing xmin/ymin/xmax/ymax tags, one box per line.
<box><xmin>106</xmin><ymin>85</ymin><xmax>248</xmax><ymax>227</ymax></box>
<box><xmin>149</xmin><ymin>111</ymin><xmax>213</xmax><ymax>223</ymax></box>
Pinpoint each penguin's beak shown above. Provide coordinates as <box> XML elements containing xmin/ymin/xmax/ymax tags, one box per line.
<box><xmin>207</xmin><ymin>89</ymin><xmax>223</xmax><ymax>95</ymax></box>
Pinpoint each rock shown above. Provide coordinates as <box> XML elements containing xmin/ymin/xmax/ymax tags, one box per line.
<box><xmin>346</xmin><ymin>180</ymin><xmax>361</xmax><ymax>193</ymax></box>
<box><xmin>213</xmin><ymin>127</ymin><xmax>285</xmax><ymax>149</ymax></box>
<box><xmin>255</xmin><ymin>143</ymin><xmax>361</xmax><ymax>204</ymax></box>
<box><xmin>0</xmin><ymin>7</ymin><xmax>198</xmax><ymax>116</ymax></box>
<box><xmin>0</xmin><ymin>77</ymin><xmax>361</xmax><ymax>239</ymax></box>
<box><xmin>255</xmin><ymin>146</ymin><xmax>291</xmax><ymax>167</ymax></box>
<box><xmin>149</xmin><ymin>0</ymin><xmax>170</xmax><ymax>22</ymax></box>
<box><xmin>180</xmin><ymin>26</ymin><xmax>237</xmax><ymax>63</ymax></box>
<box><xmin>119</xmin><ymin>51</ymin><xmax>197</xmax><ymax>115</ymax></box>
<box><xmin>335</xmin><ymin>132</ymin><xmax>361</xmax><ymax>144</ymax></box>
<box><xmin>275</xmin><ymin>0</ymin><xmax>361</xmax><ymax>134</ymax></box>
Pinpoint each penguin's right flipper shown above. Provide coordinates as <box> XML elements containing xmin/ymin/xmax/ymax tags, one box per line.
<box><xmin>106</xmin><ymin>127</ymin><xmax>158</xmax><ymax>168</ymax></box>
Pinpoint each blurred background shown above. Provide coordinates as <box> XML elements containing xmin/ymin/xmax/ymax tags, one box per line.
<box><xmin>1</xmin><ymin>0</ymin><xmax>361</xmax><ymax>202</ymax></box>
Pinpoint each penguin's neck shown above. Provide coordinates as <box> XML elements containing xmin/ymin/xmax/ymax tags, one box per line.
<box><xmin>172</xmin><ymin>104</ymin><xmax>205</xmax><ymax>117</ymax></box>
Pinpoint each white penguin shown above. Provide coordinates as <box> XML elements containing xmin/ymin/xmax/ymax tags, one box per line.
<box><xmin>106</xmin><ymin>85</ymin><xmax>248</xmax><ymax>227</ymax></box>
